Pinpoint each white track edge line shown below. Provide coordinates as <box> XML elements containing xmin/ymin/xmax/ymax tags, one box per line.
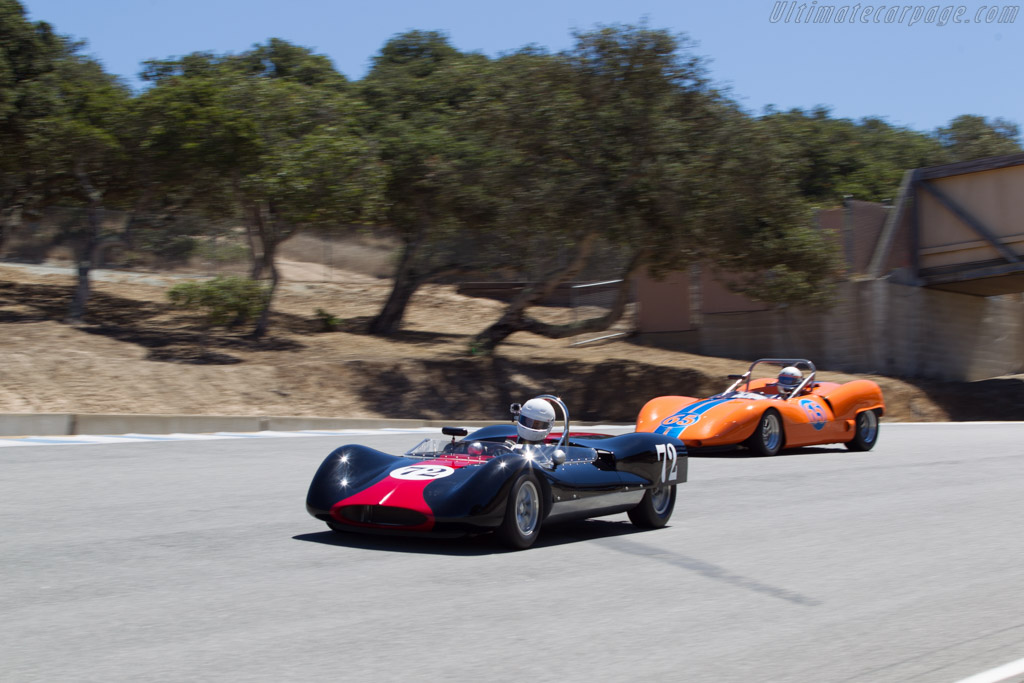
<box><xmin>954</xmin><ymin>656</ymin><xmax>1024</xmax><ymax>683</ymax></box>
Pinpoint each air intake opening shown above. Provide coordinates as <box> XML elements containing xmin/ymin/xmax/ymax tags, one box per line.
<box><xmin>333</xmin><ymin>505</ymin><xmax>427</xmax><ymax>527</ymax></box>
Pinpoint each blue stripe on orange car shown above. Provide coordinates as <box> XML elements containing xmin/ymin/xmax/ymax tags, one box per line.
<box><xmin>654</xmin><ymin>399</ymin><xmax>730</xmax><ymax>437</ymax></box>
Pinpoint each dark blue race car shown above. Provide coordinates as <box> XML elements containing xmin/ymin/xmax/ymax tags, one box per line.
<box><xmin>307</xmin><ymin>395</ymin><xmax>687</xmax><ymax>549</ymax></box>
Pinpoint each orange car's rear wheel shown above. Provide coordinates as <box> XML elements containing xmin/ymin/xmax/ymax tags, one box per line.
<box><xmin>845</xmin><ymin>409</ymin><xmax>880</xmax><ymax>451</ymax></box>
<box><xmin>747</xmin><ymin>409</ymin><xmax>783</xmax><ymax>456</ymax></box>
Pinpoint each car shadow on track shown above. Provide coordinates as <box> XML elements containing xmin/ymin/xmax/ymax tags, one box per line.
<box><xmin>293</xmin><ymin>518</ymin><xmax>651</xmax><ymax>555</ymax></box>
<box><xmin>691</xmin><ymin>445</ymin><xmax>850</xmax><ymax>458</ymax></box>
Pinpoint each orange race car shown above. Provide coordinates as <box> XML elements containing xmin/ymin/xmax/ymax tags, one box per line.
<box><xmin>635</xmin><ymin>359</ymin><xmax>885</xmax><ymax>456</ymax></box>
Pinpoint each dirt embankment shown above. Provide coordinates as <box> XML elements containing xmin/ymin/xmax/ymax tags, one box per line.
<box><xmin>1</xmin><ymin>261</ymin><xmax>1022</xmax><ymax>423</ymax></box>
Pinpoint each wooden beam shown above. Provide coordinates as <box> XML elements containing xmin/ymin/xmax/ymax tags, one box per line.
<box><xmin>915</xmin><ymin>179</ymin><xmax>1021</xmax><ymax>264</ymax></box>
<box><xmin>917</xmin><ymin>151</ymin><xmax>1024</xmax><ymax>181</ymax></box>
<box><xmin>910</xmin><ymin>170</ymin><xmax>921</xmax><ymax>279</ymax></box>
<box><xmin>867</xmin><ymin>169</ymin><xmax>914</xmax><ymax>278</ymax></box>
<box><xmin>921</xmin><ymin>261</ymin><xmax>1024</xmax><ymax>296</ymax></box>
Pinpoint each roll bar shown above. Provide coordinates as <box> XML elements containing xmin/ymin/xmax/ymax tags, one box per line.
<box><xmin>509</xmin><ymin>394</ymin><xmax>570</xmax><ymax>447</ymax></box>
<box><xmin>724</xmin><ymin>358</ymin><xmax>817</xmax><ymax>398</ymax></box>
<box><xmin>534</xmin><ymin>394</ymin><xmax>570</xmax><ymax>448</ymax></box>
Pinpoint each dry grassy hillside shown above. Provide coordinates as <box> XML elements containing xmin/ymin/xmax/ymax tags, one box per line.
<box><xmin>1</xmin><ymin>242</ymin><xmax>1022</xmax><ymax>423</ymax></box>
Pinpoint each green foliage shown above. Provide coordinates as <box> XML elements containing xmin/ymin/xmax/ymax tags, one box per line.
<box><xmin>0</xmin><ymin>1</ymin><xmax>65</xmax><ymax>155</ymax></box>
<box><xmin>759</xmin><ymin>109</ymin><xmax>1022</xmax><ymax>208</ymax></box>
<box><xmin>167</xmin><ymin>276</ymin><xmax>268</xmax><ymax>330</ymax></box>
<box><xmin>5</xmin><ymin>6</ymin><xmax>1024</xmax><ymax>330</ymax></box>
<box><xmin>192</xmin><ymin>239</ymin><xmax>249</xmax><ymax>264</ymax></box>
<box><xmin>462</xmin><ymin>26</ymin><xmax>718</xmax><ymax>268</ymax></box>
<box><xmin>357</xmin><ymin>31</ymin><xmax>505</xmax><ymax>333</ymax></box>
<box><xmin>360</xmin><ymin>30</ymin><xmax>489</xmax><ymax>231</ymax></box>
<box><xmin>937</xmin><ymin>114</ymin><xmax>1022</xmax><ymax>162</ymax></box>
<box><xmin>465</xmin><ymin>24</ymin><xmax>841</xmax><ymax>312</ymax></box>
<box><xmin>314</xmin><ymin>308</ymin><xmax>342</xmax><ymax>331</ymax></box>
<box><xmin>759</xmin><ymin>107</ymin><xmax>947</xmax><ymax>206</ymax></box>
<box><xmin>677</xmin><ymin>108</ymin><xmax>844</xmax><ymax>306</ymax></box>
<box><xmin>1</xmin><ymin>1</ymin><xmax>132</xmax><ymax>216</ymax></box>
<box><xmin>716</xmin><ymin>223</ymin><xmax>845</xmax><ymax>306</ymax></box>
<box><xmin>134</xmin><ymin>40</ymin><xmax>386</xmax><ymax>337</ymax></box>
<box><xmin>150</xmin><ymin>234</ymin><xmax>197</xmax><ymax>263</ymax></box>
<box><xmin>135</xmin><ymin>42</ymin><xmax>384</xmax><ymax>227</ymax></box>
<box><xmin>241</xmin><ymin>38</ymin><xmax>348</xmax><ymax>90</ymax></box>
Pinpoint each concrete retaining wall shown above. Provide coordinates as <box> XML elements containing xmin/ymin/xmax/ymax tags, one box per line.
<box><xmin>0</xmin><ymin>413</ymin><xmax>503</xmax><ymax>438</ymax></box>
<box><xmin>74</xmin><ymin>414</ymin><xmax>263</xmax><ymax>435</ymax></box>
<box><xmin>689</xmin><ymin>280</ymin><xmax>1024</xmax><ymax>381</ymax></box>
<box><xmin>0</xmin><ymin>413</ymin><xmax>74</xmax><ymax>437</ymax></box>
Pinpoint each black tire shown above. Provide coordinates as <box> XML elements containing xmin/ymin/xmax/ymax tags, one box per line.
<box><xmin>846</xmin><ymin>409</ymin><xmax>880</xmax><ymax>451</ymax></box>
<box><xmin>627</xmin><ymin>483</ymin><xmax>677</xmax><ymax>529</ymax></box>
<box><xmin>746</xmin><ymin>409</ymin><xmax>784</xmax><ymax>456</ymax></box>
<box><xmin>497</xmin><ymin>472</ymin><xmax>543</xmax><ymax>550</ymax></box>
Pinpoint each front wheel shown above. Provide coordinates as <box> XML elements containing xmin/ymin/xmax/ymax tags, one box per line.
<box><xmin>497</xmin><ymin>472</ymin><xmax>543</xmax><ymax>550</ymax></box>
<box><xmin>845</xmin><ymin>409</ymin><xmax>880</xmax><ymax>451</ymax></box>
<box><xmin>628</xmin><ymin>483</ymin><xmax>677</xmax><ymax>529</ymax></box>
<box><xmin>747</xmin><ymin>409</ymin><xmax>784</xmax><ymax>456</ymax></box>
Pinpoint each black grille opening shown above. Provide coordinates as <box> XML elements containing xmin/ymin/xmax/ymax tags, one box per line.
<box><xmin>337</xmin><ymin>505</ymin><xmax>427</xmax><ymax>527</ymax></box>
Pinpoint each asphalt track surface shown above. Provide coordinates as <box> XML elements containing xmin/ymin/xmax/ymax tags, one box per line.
<box><xmin>2</xmin><ymin>423</ymin><xmax>1024</xmax><ymax>683</ymax></box>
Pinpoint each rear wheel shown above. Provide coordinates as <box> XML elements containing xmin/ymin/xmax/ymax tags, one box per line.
<box><xmin>846</xmin><ymin>410</ymin><xmax>880</xmax><ymax>451</ymax></box>
<box><xmin>747</xmin><ymin>409</ymin><xmax>784</xmax><ymax>456</ymax></box>
<box><xmin>628</xmin><ymin>483</ymin><xmax>677</xmax><ymax>529</ymax></box>
<box><xmin>497</xmin><ymin>472</ymin><xmax>543</xmax><ymax>550</ymax></box>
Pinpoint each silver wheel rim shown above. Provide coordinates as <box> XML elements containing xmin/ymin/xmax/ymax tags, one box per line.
<box><xmin>859</xmin><ymin>411</ymin><xmax>879</xmax><ymax>444</ymax></box>
<box><xmin>514</xmin><ymin>480</ymin><xmax>540</xmax><ymax>536</ymax></box>
<box><xmin>650</xmin><ymin>485</ymin><xmax>672</xmax><ymax>516</ymax></box>
<box><xmin>762</xmin><ymin>413</ymin><xmax>782</xmax><ymax>451</ymax></box>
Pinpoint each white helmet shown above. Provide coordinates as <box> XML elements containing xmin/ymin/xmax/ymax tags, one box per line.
<box><xmin>777</xmin><ymin>366</ymin><xmax>802</xmax><ymax>396</ymax></box>
<box><xmin>516</xmin><ymin>397</ymin><xmax>556</xmax><ymax>443</ymax></box>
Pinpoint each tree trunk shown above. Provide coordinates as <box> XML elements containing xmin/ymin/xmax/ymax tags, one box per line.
<box><xmin>369</xmin><ymin>213</ymin><xmax>430</xmax><ymax>336</ymax></box>
<box><xmin>472</xmin><ymin>231</ymin><xmax>598</xmax><ymax>353</ymax></box>
<box><xmin>369</xmin><ymin>267</ymin><xmax>422</xmax><ymax>335</ymax></box>
<box><xmin>247</xmin><ymin>199</ymin><xmax>299</xmax><ymax>339</ymax></box>
<box><xmin>234</xmin><ymin>176</ymin><xmax>264</xmax><ymax>279</ymax></box>
<box><xmin>248</xmin><ymin>236</ymin><xmax>265</xmax><ymax>279</ymax></box>
<box><xmin>0</xmin><ymin>204</ymin><xmax>22</xmax><ymax>259</ymax></box>
<box><xmin>370</xmin><ymin>245</ymin><xmax>485</xmax><ymax>335</ymax></box>
<box><xmin>246</xmin><ymin>201</ymin><xmax>268</xmax><ymax>279</ymax></box>
<box><xmin>67</xmin><ymin>258</ymin><xmax>93</xmax><ymax>325</ymax></box>
<box><xmin>518</xmin><ymin>247</ymin><xmax>650</xmax><ymax>339</ymax></box>
<box><xmin>251</xmin><ymin>241</ymin><xmax>279</xmax><ymax>340</ymax></box>
<box><xmin>67</xmin><ymin>166</ymin><xmax>104</xmax><ymax>325</ymax></box>
<box><xmin>120</xmin><ymin>188</ymin><xmax>156</xmax><ymax>254</ymax></box>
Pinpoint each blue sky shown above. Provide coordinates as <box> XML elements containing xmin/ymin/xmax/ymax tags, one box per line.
<box><xmin>20</xmin><ymin>0</ymin><xmax>1024</xmax><ymax>134</ymax></box>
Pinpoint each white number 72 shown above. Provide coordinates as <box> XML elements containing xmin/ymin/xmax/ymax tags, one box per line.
<box><xmin>655</xmin><ymin>443</ymin><xmax>678</xmax><ymax>484</ymax></box>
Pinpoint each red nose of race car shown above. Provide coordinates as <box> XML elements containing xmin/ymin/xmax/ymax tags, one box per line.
<box><xmin>330</xmin><ymin>456</ymin><xmax>485</xmax><ymax>532</ymax></box>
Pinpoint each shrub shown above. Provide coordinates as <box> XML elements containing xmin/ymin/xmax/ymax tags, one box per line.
<box><xmin>314</xmin><ymin>308</ymin><xmax>342</xmax><ymax>332</ymax></box>
<box><xmin>167</xmin><ymin>276</ymin><xmax>268</xmax><ymax>330</ymax></box>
